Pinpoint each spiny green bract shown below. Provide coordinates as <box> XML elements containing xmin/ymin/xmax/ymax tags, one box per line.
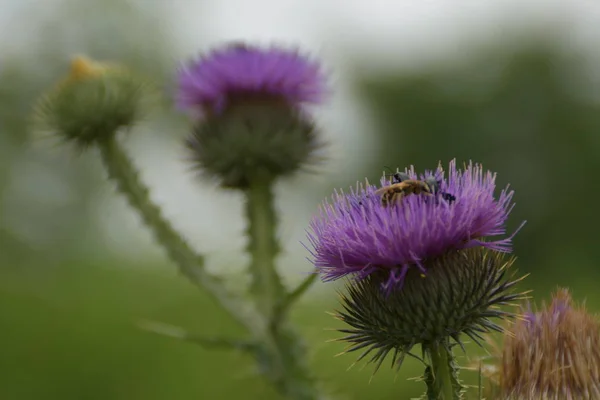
<box><xmin>333</xmin><ymin>248</ymin><xmax>526</xmax><ymax>375</ymax></box>
<box><xmin>33</xmin><ymin>56</ymin><xmax>153</xmax><ymax>148</ymax></box>
<box><xmin>186</xmin><ymin>100</ymin><xmax>324</xmax><ymax>189</ymax></box>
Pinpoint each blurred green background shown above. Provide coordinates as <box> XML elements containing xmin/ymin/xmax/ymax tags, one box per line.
<box><xmin>2</xmin><ymin>1</ymin><xmax>600</xmax><ymax>399</ymax></box>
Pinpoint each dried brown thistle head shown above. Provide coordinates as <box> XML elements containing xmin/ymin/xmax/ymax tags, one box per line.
<box><xmin>485</xmin><ymin>288</ymin><xmax>600</xmax><ymax>400</ymax></box>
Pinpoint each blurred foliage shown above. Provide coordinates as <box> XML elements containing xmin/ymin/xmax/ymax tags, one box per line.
<box><xmin>356</xmin><ymin>39</ymin><xmax>600</xmax><ymax>284</ymax></box>
<box><xmin>2</xmin><ymin>257</ymin><xmax>548</xmax><ymax>400</ymax></box>
<box><xmin>2</xmin><ymin>259</ymin><xmax>597</xmax><ymax>399</ymax></box>
<box><xmin>0</xmin><ymin>0</ymin><xmax>176</xmax><ymax>267</ymax></box>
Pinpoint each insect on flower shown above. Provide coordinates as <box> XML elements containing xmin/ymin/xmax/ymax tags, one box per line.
<box><xmin>375</xmin><ymin>170</ymin><xmax>456</xmax><ymax>207</ymax></box>
<box><xmin>308</xmin><ymin>160</ymin><xmax>523</xmax><ymax>290</ymax></box>
<box><xmin>306</xmin><ymin>160</ymin><xmax>527</xmax><ymax>376</ymax></box>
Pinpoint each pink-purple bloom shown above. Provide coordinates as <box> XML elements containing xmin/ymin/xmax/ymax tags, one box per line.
<box><xmin>306</xmin><ymin>159</ymin><xmax>525</xmax><ymax>291</ymax></box>
<box><xmin>176</xmin><ymin>43</ymin><xmax>327</xmax><ymax>116</ymax></box>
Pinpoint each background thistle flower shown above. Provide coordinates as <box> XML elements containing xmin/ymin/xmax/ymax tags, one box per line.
<box><xmin>494</xmin><ymin>288</ymin><xmax>600</xmax><ymax>399</ymax></box>
<box><xmin>177</xmin><ymin>43</ymin><xmax>328</xmax><ymax>189</ymax></box>
<box><xmin>33</xmin><ymin>56</ymin><xmax>152</xmax><ymax>148</ymax></box>
<box><xmin>176</xmin><ymin>43</ymin><xmax>327</xmax><ymax>116</ymax></box>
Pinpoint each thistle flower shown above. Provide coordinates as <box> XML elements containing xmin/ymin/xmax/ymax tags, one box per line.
<box><xmin>307</xmin><ymin>159</ymin><xmax>524</xmax><ymax>291</ymax></box>
<box><xmin>176</xmin><ymin>43</ymin><xmax>327</xmax><ymax>116</ymax></box>
<box><xmin>177</xmin><ymin>43</ymin><xmax>328</xmax><ymax>189</ymax></box>
<box><xmin>33</xmin><ymin>56</ymin><xmax>152</xmax><ymax>148</ymax></box>
<box><xmin>306</xmin><ymin>160</ymin><xmax>527</xmax><ymax>375</ymax></box>
<box><xmin>495</xmin><ymin>288</ymin><xmax>600</xmax><ymax>399</ymax></box>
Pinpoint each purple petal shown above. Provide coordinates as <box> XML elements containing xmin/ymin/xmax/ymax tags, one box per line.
<box><xmin>305</xmin><ymin>159</ymin><xmax>525</xmax><ymax>289</ymax></box>
<box><xmin>175</xmin><ymin>43</ymin><xmax>328</xmax><ymax>117</ymax></box>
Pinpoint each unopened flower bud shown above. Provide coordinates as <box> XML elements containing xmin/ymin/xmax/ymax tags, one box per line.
<box><xmin>33</xmin><ymin>56</ymin><xmax>152</xmax><ymax>148</ymax></box>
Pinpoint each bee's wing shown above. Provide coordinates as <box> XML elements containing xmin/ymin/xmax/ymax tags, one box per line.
<box><xmin>375</xmin><ymin>184</ymin><xmax>403</xmax><ymax>195</ymax></box>
<box><xmin>395</xmin><ymin>172</ymin><xmax>411</xmax><ymax>182</ymax></box>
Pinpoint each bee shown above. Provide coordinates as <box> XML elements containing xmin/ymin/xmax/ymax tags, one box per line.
<box><xmin>375</xmin><ymin>171</ymin><xmax>456</xmax><ymax>207</ymax></box>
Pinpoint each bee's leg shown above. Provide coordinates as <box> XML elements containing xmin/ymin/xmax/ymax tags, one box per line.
<box><xmin>441</xmin><ymin>192</ymin><xmax>456</xmax><ymax>204</ymax></box>
<box><xmin>393</xmin><ymin>193</ymin><xmax>404</xmax><ymax>206</ymax></box>
<box><xmin>380</xmin><ymin>194</ymin><xmax>390</xmax><ymax>207</ymax></box>
<box><xmin>422</xmin><ymin>192</ymin><xmax>434</xmax><ymax>204</ymax></box>
<box><xmin>423</xmin><ymin>192</ymin><xmax>436</xmax><ymax>205</ymax></box>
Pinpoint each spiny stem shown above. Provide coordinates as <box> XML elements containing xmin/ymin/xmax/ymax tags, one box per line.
<box><xmin>268</xmin><ymin>326</ymin><xmax>329</xmax><ymax>400</ymax></box>
<box><xmin>424</xmin><ymin>341</ymin><xmax>462</xmax><ymax>400</ymax></box>
<box><xmin>96</xmin><ymin>137</ymin><xmax>261</xmax><ymax>335</ymax></box>
<box><xmin>244</xmin><ymin>174</ymin><xmax>328</xmax><ymax>400</ymax></box>
<box><xmin>274</xmin><ymin>272</ymin><xmax>318</xmax><ymax>322</ymax></box>
<box><xmin>244</xmin><ymin>171</ymin><xmax>285</xmax><ymax>319</ymax></box>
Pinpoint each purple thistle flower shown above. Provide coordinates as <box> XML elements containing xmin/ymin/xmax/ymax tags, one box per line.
<box><xmin>179</xmin><ymin>42</ymin><xmax>328</xmax><ymax>189</ymax></box>
<box><xmin>176</xmin><ymin>43</ymin><xmax>327</xmax><ymax>117</ymax></box>
<box><xmin>306</xmin><ymin>159</ymin><xmax>525</xmax><ymax>291</ymax></box>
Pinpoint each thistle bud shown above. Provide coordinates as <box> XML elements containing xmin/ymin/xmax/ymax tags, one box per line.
<box><xmin>33</xmin><ymin>56</ymin><xmax>151</xmax><ymax>148</ymax></box>
<box><xmin>176</xmin><ymin>43</ymin><xmax>328</xmax><ymax>189</ymax></box>
<box><xmin>495</xmin><ymin>288</ymin><xmax>600</xmax><ymax>399</ymax></box>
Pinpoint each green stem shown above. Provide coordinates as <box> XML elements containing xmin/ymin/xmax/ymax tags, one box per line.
<box><xmin>244</xmin><ymin>174</ymin><xmax>327</xmax><ymax>400</ymax></box>
<box><xmin>244</xmin><ymin>172</ymin><xmax>285</xmax><ymax>318</ymax></box>
<box><xmin>268</xmin><ymin>326</ymin><xmax>328</xmax><ymax>400</ymax></box>
<box><xmin>97</xmin><ymin>137</ymin><xmax>261</xmax><ymax>335</ymax></box>
<box><xmin>424</xmin><ymin>341</ymin><xmax>462</xmax><ymax>400</ymax></box>
<box><xmin>138</xmin><ymin>320</ymin><xmax>257</xmax><ymax>352</ymax></box>
<box><xmin>274</xmin><ymin>272</ymin><xmax>318</xmax><ymax>322</ymax></box>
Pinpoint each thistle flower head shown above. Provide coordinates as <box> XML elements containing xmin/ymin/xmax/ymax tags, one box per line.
<box><xmin>179</xmin><ymin>43</ymin><xmax>328</xmax><ymax>189</ymax></box>
<box><xmin>497</xmin><ymin>288</ymin><xmax>600</xmax><ymax>399</ymax></box>
<box><xmin>33</xmin><ymin>56</ymin><xmax>152</xmax><ymax>148</ymax></box>
<box><xmin>176</xmin><ymin>43</ymin><xmax>327</xmax><ymax>117</ymax></box>
<box><xmin>306</xmin><ymin>159</ymin><xmax>524</xmax><ymax>291</ymax></box>
<box><xmin>333</xmin><ymin>248</ymin><xmax>526</xmax><ymax>373</ymax></box>
<box><xmin>309</xmin><ymin>160</ymin><xmax>528</xmax><ymax>375</ymax></box>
